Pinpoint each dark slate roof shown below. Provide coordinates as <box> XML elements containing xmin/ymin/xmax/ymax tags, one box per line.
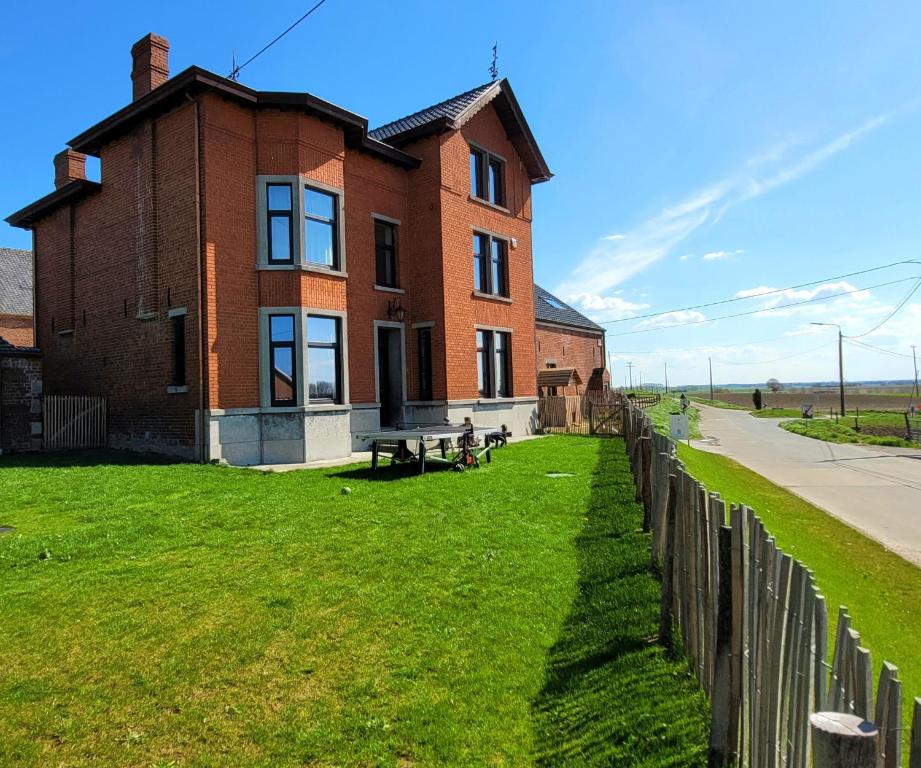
<box><xmin>0</xmin><ymin>336</ymin><xmax>39</xmax><ymax>356</ymax></box>
<box><xmin>370</xmin><ymin>82</ymin><xmax>497</xmax><ymax>142</ymax></box>
<box><xmin>534</xmin><ymin>284</ymin><xmax>604</xmax><ymax>333</ymax></box>
<box><xmin>0</xmin><ymin>247</ymin><xmax>32</xmax><ymax>315</ymax></box>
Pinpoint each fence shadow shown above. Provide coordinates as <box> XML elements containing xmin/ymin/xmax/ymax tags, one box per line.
<box><xmin>0</xmin><ymin>448</ymin><xmax>185</xmax><ymax>469</ymax></box>
<box><xmin>531</xmin><ymin>437</ymin><xmax>708</xmax><ymax>766</ymax></box>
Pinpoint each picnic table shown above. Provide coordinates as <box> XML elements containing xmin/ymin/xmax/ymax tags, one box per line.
<box><xmin>356</xmin><ymin>424</ymin><xmax>501</xmax><ymax>474</ymax></box>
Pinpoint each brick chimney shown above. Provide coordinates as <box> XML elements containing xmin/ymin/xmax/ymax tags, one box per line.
<box><xmin>54</xmin><ymin>149</ymin><xmax>87</xmax><ymax>189</ymax></box>
<box><xmin>131</xmin><ymin>33</ymin><xmax>169</xmax><ymax>101</ymax></box>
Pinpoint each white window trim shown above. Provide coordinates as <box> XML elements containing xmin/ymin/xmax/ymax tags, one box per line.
<box><xmin>258</xmin><ymin>307</ymin><xmax>350</xmax><ymax>409</ymax></box>
<box><xmin>256</xmin><ymin>175</ymin><xmax>347</xmax><ymax>273</ymax></box>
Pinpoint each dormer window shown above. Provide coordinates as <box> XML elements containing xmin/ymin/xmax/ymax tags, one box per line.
<box><xmin>470</xmin><ymin>144</ymin><xmax>505</xmax><ymax>207</ymax></box>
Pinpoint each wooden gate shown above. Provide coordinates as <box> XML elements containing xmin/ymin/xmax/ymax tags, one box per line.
<box><xmin>589</xmin><ymin>402</ymin><xmax>623</xmax><ymax>435</ymax></box>
<box><xmin>538</xmin><ymin>392</ymin><xmax>625</xmax><ymax>435</ymax></box>
<box><xmin>43</xmin><ymin>395</ymin><xmax>107</xmax><ymax>450</ymax></box>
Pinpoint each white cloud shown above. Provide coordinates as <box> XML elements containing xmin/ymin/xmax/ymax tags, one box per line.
<box><xmin>679</xmin><ymin>253</ymin><xmax>693</xmax><ymax>261</ymax></box>
<box><xmin>702</xmin><ymin>249</ymin><xmax>742</xmax><ymax>262</ymax></box>
<box><xmin>637</xmin><ymin>309</ymin><xmax>706</xmax><ymax>328</ymax></box>
<box><xmin>567</xmin><ymin>292</ymin><xmax>649</xmax><ymax>323</ymax></box>
<box><xmin>554</xmin><ymin>107</ymin><xmax>897</xmax><ymax>301</ymax></box>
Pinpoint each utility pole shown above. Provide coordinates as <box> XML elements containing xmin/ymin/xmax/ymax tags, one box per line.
<box><xmin>911</xmin><ymin>345</ymin><xmax>919</xmax><ymax>410</ymax></box>
<box><xmin>664</xmin><ymin>362</ymin><xmax>669</xmax><ymax>394</ymax></box>
<box><xmin>627</xmin><ymin>362</ymin><xmax>634</xmax><ymax>392</ymax></box>
<box><xmin>812</xmin><ymin>322</ymin><xmax>846</xmax><ymax>415</ymax></box>
<box><xmin>709</xmin><ymin>357</ymin><xmax>714</xmax><ymax>402</ymax></box>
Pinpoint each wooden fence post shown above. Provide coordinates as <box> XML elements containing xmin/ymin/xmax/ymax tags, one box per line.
<box><xmin>709</xmin><ymin>525</ymin><xmax>734</xmax><ymax>767</ymax></box>
<box><xmin>910</xmin><ymin>697</ymin><xmax>921</xmax><ymax>768</ymax></box>
<box><xmin>658</xmin><ymin>470</ymin><xmax>678</xmax><ymax>651</ymax></box>
<box><xmin>810</xmin><ymin>712</ymin><xmax>878</xmax><ymax>768</ymax></box>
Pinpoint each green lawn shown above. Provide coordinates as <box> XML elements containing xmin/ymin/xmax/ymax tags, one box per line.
<box><xmin>0</xmin><ymin>438</ymin><xmax>707</xmax><ymax>767</ymax></box>
<box><xmin>781</xmin><ymin>410</ymin><xmax>915</xmax><ymax>447</ymax></box>
<box><xmin>749</xmin><ymin>407</ymin><xmax>805</xmax><ymax>419</ymax></box>
<box><xmin>676</xmin><ymin>443</ymin><xmax>921</xmax><ymax>745</ymax></box>
<box><xmin>688</xmin><ymin>398</ymin><xmax>750</xmax><ymax>411</ymax></box>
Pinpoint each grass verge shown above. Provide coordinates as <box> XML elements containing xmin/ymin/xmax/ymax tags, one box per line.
<box><xmin>676</xmin><ymin>443</ymin><xmax>921</xmax><ymax>745</ymax></box>
<box><xmin>645</xmin><ymin>395</ymin><xmax>702</xmax><ymax>439</ymax></box>
<box><xmin>0</xmin><ymin>438</ymin><xmax>707</xmax><ymax>766</ymax></box>
<box><xmin>781</xmin><ymin>410</ymin><xmax>914</xmax><ymax>447</ymax></box>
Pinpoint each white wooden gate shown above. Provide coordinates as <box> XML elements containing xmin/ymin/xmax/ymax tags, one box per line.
<box><xmin>43</xmin><ymin>395</ymin><xmax>107</xmax><ymax>450</ymax></box>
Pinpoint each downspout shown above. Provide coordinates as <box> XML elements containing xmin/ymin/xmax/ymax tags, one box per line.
<box><xmin>187</xmin><ymin>93</ymin><xmax>207</xmax><ymax>463</ymax></box>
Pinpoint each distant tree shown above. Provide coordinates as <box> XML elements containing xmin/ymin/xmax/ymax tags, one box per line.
<box><xmin>752</xmin><ymin>388</ymin><xmax>763</xmax><ymax>410</ymax></box>
<box><xmin>767</xmin><ymin>378</ymin><xmax>782</xmax><ymax>392</ymax></box>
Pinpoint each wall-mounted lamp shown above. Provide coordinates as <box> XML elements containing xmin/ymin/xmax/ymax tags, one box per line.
<box><xmin>387</xmin><ymin>299</ymin><xmax>406</xmax><ymax>322</ymax></box>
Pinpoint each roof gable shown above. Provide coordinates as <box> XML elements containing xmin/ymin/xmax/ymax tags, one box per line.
<box><xmin>370</xmin><ymin>78</ymin><xmax>552</xmax><ymax>183</ymax></box>
<box><xmin>534</xmin><ymin>285</ymin><xmax>604</xmax><ymax>333</ymax></box>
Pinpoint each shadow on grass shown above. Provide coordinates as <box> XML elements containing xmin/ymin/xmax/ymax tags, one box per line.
<box><xmin>532</xmin><ymin>437</ymin><xmax>709</xmax><ymax>767</ymax></box>
<box><xmin>0</xmin><ymin>448</ymin><xmax>185</xmax><ymax>469</ymax></box>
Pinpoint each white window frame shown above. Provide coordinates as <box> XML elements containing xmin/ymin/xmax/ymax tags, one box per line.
<box><xmin>258</xmin><ymin>307</ymin><xmax>350</xmax><ymax>409</ymax></box>
<box><xmin>256</xmin><ymin>175</ymin><xmax>347</xmax><ymax>275</ymax></box>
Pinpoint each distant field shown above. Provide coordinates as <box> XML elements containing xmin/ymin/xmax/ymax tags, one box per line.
<box><xmin>705</xmin><ymin>391</ymin><xmax>916</xmax><ymax>412</ymax></box>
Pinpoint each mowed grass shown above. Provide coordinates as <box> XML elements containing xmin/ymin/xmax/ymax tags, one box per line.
<box><xmin>676</xmin><ymin>443</ymin><xmax>921</xmax><ymax>745</ymax></box>
<box><xmin>644</xmin><ymin>395</ymin><xmax>702</xmax><ymax>439</ymax></box>
<box><xmin>782</xmin><ymin>410</ymin><xmax>916</xmax><ymax>447</ymax></box>
<box><xmin>0</xmin><ymin>438</ymin><xmax>707</xmax><ymax>767</ymax></box>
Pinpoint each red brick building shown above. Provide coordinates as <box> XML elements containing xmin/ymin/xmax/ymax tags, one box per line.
<box><xmin>7</xmin><ymin>34</ymin><xmax>552</xmax><ymax>464</ymax></box>
<box><xmin>534</xmin><ymin>285</ymin><xmax>609</xmax><ymax>396</ymax></box>
<box><xmin>0</xmin><ymin>248</ymin><xmax>34</xmax><ymax>347</ymax></box>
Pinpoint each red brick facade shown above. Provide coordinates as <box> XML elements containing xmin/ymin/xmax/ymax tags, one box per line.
<box><xmin>536</xmin><ymin>323</ymin><xmax>609</xmax><ymax>396</ymax></box>
<box><xmin>0</xmin><ymin>315</ymin><xmax>33</xmax><ymax>347</ymax></box>
<box><xmin>8</xmin><ymin>35</ymin><xmax>551</xmax><ymax>462</ymax></box>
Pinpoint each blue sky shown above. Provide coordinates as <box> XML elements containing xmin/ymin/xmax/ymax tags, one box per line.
<box><xmin>3</xmin><ymin>1</ymin><xmax>920</xmax><ymax>386</ymax></box>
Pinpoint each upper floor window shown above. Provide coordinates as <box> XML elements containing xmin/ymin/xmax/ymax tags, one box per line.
<box><xmin>473</xmin><ymin>232</ymin><xmax>508</xmax><ymax>297</ymax></box>
<box><xmin>258</xmin><ymin>177</ymin><xmax>345</xmax><ymax>272</ymax></box>
<box><xmin>375</xmin><ymin>219</ymin><xmax>398</xmax><ymax>288</ymax></box>
<box><xmin>470</xmin><ymin>145</ymin><xmax>505</xmax><ymax>207</ymax></box>
<box><xmin>305</xmin><ymin>188</ymin><xmax>339</xmax><ymax>269</ymax></box>
<box><xmin>267</xmin><ymin>183</ymin><xmax>294</xmax><ymax>264</ymax></box>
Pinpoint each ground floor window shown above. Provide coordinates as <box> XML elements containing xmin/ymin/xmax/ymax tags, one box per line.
<box><xmin>476</xmin><ymin>329</ymin><xmax>512</xmax><ymax>398</ymax></box>
<box><xmin>307</xmin><ymin>315</ymin><xmax>342</xmax><ymax>403</ymax></box>
<box><xmin>269</xmin><ymin>314</ymin><xmax>297</xmax><ymax>406</ymax></box>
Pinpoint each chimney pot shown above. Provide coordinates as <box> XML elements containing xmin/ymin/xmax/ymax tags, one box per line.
<box><xmin>54</xmin><ymin>149</ymin><xmax>88</xmax><ymax>189</ymax></box>
<box><xmin>131</xmin><ymin>33</ymin><xmax>170</xmax><ymax>101</ymax></box>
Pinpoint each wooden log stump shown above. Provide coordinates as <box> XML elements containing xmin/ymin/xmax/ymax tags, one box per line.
<box><xmin>810</xmin><ymin>712</ymin><xmax>878</xmax><ymax>768</ymax></box>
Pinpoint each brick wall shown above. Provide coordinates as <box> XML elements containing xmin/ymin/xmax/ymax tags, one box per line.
<box><xmin>0</xmin><ymin>352</ymin><xmax>42</xmax><ymax>453</ymax></box>
<box><xmin>535</xmin><ymin>324</ymin><xmax>608</xmax><ymax>395</ymax></box>
<box><xmin>0</xmin><ymin>315</ymin><xmax>33</xmax><ymax>347</ymax></box>
<box><xmin>32</xmin><ymin>100</ymin><xmax>201</xmax><ymax>456</ymax></box>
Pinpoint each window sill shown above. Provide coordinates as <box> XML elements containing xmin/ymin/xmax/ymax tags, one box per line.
<box><xmin>136</xmin><ymin>310</ymin><xmax>159</xmax><ymax>321</ymax></box>
<box><xmin>305</xmin><ymin>402</ymin><xmax>351</xmax><ymax>413</ymax></box>
<box><xmin>472</xmin><ymin>291</ymin><xmax>512</xmax><ymax>304</ymax></box>
<box><xmin>257</xmin><ymin>264</ymin><xmax>348</xmax><ymax>278</ymax></box>
<box><xmin>476</xmin><ymin>397</ymin><xmax>517</xmax><ymax>404</ymax></box>
<box><xmin>374</xmin><ymin>284</ymin><xmax>405</xmax><ymax>294</ymax></box>
<box><xmin>469</xmin><ymin>195</ymin><xmax>510</xmax><ymax>214</ymax></box>
<box><xmin>167</xmin><ymin>385</ymin><xmax>189</xmax><ymax>394</ymax></box>
<box><xmin>57</xmin><ymin>329</ymin><xmax>74</xmax><ymax>337</ymax></box>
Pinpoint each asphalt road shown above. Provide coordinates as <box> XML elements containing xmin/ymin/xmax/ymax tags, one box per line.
<box><xmin>693</xmin><ymin>405</ymin><xmax>921</xmax><ymax>567</ymax></box>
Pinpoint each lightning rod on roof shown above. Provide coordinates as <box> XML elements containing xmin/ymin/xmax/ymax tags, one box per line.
<box><xmin>489</xmin><ymin>42</ymin><xmax>499</xmax><ymax>82</ymax></box>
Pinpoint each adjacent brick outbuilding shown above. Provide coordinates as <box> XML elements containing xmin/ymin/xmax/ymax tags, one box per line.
<box><xmin>7</xmin><ymin>34</ymin><xmax>553</xmax><ymax>464</ymax></box>
<box><xmin>534</xmin><ymin>285</ymin><xmax>609</xmax><ymax>396</ymax></box>
<box><xmin>0</xmin><ymin>248</ymin><xmax>34</xmax><ymax>347</ymax></box>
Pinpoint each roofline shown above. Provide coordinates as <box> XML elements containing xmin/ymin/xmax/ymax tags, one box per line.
<box><xmin>5</xmin><ymin>179</ymin><xmax>101</xmax><ymax>229</ymax></box>
<box><xmin>0</xmin><ymin>344</ymin><xmax>40</xmax><ymax>358</ymax></box>
<box><xmin>378</xmin><ymin>78</ymin><xmax>552</xmax><ymax>183</ymax></box>
<box><xmin>536</xmin><ymin>318</ymin><xmax>606</xmax><ymax>335</ymax></box>
<box><xmin>68</xmin><ymin>66</ymin><xmax>421</xmax><ymax>169</ymax></box>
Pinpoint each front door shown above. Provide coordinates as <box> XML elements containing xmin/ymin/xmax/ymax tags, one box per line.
<box><xmin>377</xmin><ymin>326</ymin><xmax>404</xmax><ymax>427</ymax></box>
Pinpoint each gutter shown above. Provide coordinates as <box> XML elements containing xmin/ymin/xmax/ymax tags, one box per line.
<box><xmin>186</xmin><ymin>93</ymin><xmax>207</xmax><ymax>463</ymax></box>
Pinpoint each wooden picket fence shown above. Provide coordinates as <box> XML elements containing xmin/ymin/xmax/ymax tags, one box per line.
<box><xmin>538</xmin><ymin>391</ymin><xmax>627</xmax><ymax>435</ymax></box>
<box><xmin>622</xmin><ymin>401</ymin><xmax>921</xmax><ymax>768</ymax></box>
<box><xmin>43</xmin><ymin>395</ymin><xmax>107</xmax><ymax>450</ymax></box>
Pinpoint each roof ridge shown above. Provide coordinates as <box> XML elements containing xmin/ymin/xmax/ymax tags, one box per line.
<box><xmin>369</xmin><ymin>80</ymin><xmax>498</xmax><ymax>140</ymax></box>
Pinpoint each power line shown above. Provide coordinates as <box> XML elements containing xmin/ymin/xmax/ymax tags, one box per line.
<box><xmin>605</xmin><ymin>277</ymin><xmax>918</xmax><ymax>338</ymax></box>
<box><xmin>595</xmin><ymin>259</ymin><xmax>919</xmax><ymax>327</ymax></box>
<box><xmin>229</xmin><ymin>0</ymin><xmax>331</xmax><ymax>81</ymax></box>
<box><xmin>844</xmin><ymin>338</ymin><xmax>915</xmax><ymax>360</ymax></box>
<box><xmin>846</xmin><ymin>277</ymin><xmax>921</xmax><ymax>338</ymax></box>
